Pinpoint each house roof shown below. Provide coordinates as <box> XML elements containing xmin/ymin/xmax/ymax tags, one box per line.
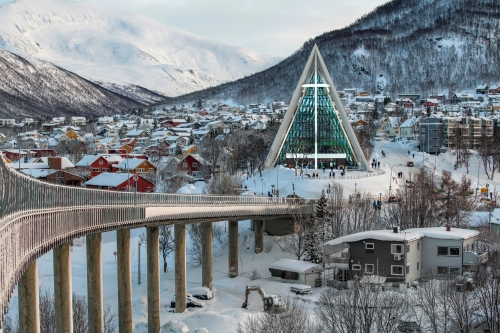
<box><xmin>269</xmin><ymin>259</ymin><xmax>321</xmax><ymax>274</ymax></box>
<box><xmin>115</xmin><ymin>158</ymin><xmax>150</xmax><ymax>170</ymax></box>
<box><xmin>404</xmin><ymin>227</ymin><xmax>479</xmax><ymax>240</ymax></box>
<box><xmin>324</xmin><ymin>230</ymin><xmax>424</xmax><ymax>246</ymax></box>
<box><xmin>125</xmin><ymin>130</ymin><xmax>145</xmax><ymax>137</ymax></box>
<box><xmin>75</xmin><ymin>154</ymin><xmax>122</xmax><ymax>167</ymax></box>
<box><xmin>399</xmin><ymin>117</ymin><xmax>420</xmax><ymax>128</ymax></box>
<box><xmin>84</xmin><ymin>172</ymin><xmax>133</xmax><ymax>187</ymax></box>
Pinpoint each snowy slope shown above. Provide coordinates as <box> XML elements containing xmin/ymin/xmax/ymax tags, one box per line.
<box><xmin>0</xmin><ymin>50</ymin><xmax>143</xmax><ymax>118</ymax></box>
<box><xmin>0</xmin><ymin>0</ymin><xmax>282</xmax><ymax>97</ymax></box>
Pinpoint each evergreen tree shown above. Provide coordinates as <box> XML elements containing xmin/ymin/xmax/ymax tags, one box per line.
<box><xmin>303</xmin><ymin>190</ymin><xmax>328</xmax><ymax>264</ymax></box>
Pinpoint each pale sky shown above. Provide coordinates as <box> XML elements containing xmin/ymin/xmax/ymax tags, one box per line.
<box><xmin>1</xmin><ymin>0</ymin><xmax>389</xmax><ymax>56</ymax></box>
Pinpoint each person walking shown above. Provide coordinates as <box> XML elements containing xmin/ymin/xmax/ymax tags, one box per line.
<box><xmin>412</xmin><ymin>153</ymin><xmax>414</xmax><ymax>158</ymax></box>
<box><xmin>377</xmin><ymin>161</ymin><xmax>380</xmax><ymax>168</ymax></box>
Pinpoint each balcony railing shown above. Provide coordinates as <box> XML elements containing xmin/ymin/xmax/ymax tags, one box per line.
<box><xmin>463</xmin><ymin>251</ymin><xmax>488</xmax><ymax>266</ymax></box>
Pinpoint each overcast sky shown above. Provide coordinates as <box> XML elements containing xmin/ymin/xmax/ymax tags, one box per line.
<box><xmin>1</xmin><ymin>0</ymin><xmax>389</xmax><ymax>56</ymax></box>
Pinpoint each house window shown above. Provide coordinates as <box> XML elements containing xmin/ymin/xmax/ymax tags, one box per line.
<box><xmin>136</xmin><ymin>168</ymin><xmax>144</xmax><ymax>173</ymax></box>
<box><xmin>449</xmin><ymin>267</ymin><xmax>460</xmax><ymax>275</ymax></box>
<box><xmin>99</xmin><ymin>160</ymin><xmax>103</xmax><ymax>165</ymax></box>
<box><xmin>406</xmin><ymin>264</ymin><xmax>410</xmax><ymax>274</ymax></box>
<box><xmin>182</xmin><ymin>162</ymin><xmax>187</xmax><ymax>168</ymax></box>
<box><xmin>92</xmin><ymin>168</ymin><xmax>99</xmax><ymax>172</ymax></box>
<box><xmin>352</xmin><ymin>264</ymin><xmax>361</xmax><ymax>270</ymax></box>
<box><xmin>391</xmin><ymin>244</ymin><xmax>403</xmax><ymax>254</ymax></box>
<box><xmin>391</xmin><ymin>265</ymin><xmax>404</xmax><ymax>276</ymax></box>
<box><xmin>437</xmin><ymin>266</ymin><xmax>448</xmax><ymax>274</ymax></box>
<box><xmin>437</xmin><ymin>247</ymin><xmax>449</xmax><ymax>256</ymax></box>
<box><xmin>417</xmin><ymin>262</ymin><xmax>420</xmax><ymax>271</ymax></box>
<box><xmin>365</xmin><ymin>264</ymin><xmax>374</xmax><ymax>274</ymax></box>
<box><xmin>417</xmin><ymin>241</ymin><xmax>420</xmax><ymax>250</ymax></box>
<box><xmin>449</xmin><ymin>247</ymin><xmax>460</xmax><ymax>256</ymax></box>
<box><xmin>102</xmin><ymin>168</ymin><xmax>110</xmax><ymax>172</ymax></box>
<box><xmin>192</xmin><ymin>162</ymin><xmax>198</xmax><ymax>168</ymax></box>
<box><xmin>365</xmin><ymin>243</ymin><xmax>374</xmax><ymax>249</ymax></box>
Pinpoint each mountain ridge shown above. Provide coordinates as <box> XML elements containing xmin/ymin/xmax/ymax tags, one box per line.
<box><xmin>160</xmin><ymin>0</ymin><xmax>500</xmax><ymax>106</ymax></box>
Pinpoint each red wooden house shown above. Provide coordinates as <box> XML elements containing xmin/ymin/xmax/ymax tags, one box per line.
<box><xmin>489</xmin><ymin>85</ymin><xmax>500</xmax><ymax>94</ymax></box>
<box><xmin>84</xmin><ymin>173</ymin><xmax>155</xmax><ymax>192</ymax></box>
<box><xmin>178</xmin><ymin>154</ymin><xmax>211</xmax><ymax>180</ymax></box>
<box><xmin>161</xmin><ymin>119</ymin><xmax>187</xmax><ymax>128</ymax></box>
<box><xmin>75</xmin><ymin>155</ymin><xmax>122</xmax><ymax>179</ymax></box>
<box><xmin>423</xmin><ymin>99</ymin><xmax>439</xmax><ymax>107</ymax></box>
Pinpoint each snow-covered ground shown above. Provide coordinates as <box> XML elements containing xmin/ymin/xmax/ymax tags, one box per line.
<box><xmin>5</xmin><ymin>138</ymin><xmax>498</xmax><ymax>332</ymax></box>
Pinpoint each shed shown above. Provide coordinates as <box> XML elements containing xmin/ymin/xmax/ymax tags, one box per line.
<box><xmin>269</xmin><ymin>259</ymin><xmax>322</xmax><ymax>287</ymax></box>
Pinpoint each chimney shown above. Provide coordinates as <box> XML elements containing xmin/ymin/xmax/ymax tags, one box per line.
<box><xmin>48</xmin><ymin>157</ymin><xmax>62</xmax><ymax>170</ymax></box>
<box><xmin>446</xmin><ymin>225</ymin><xmax>451</xmax><ymax>232</ymax></box>
<box><xmin>393</xmin><ymin>226</ymin><xmax>400</xmax><ymax>234</ymax></box>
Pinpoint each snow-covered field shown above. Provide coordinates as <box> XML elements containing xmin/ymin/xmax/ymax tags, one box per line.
<box><xmin>5</xmin><ymin>139</ymin><xmax>497</xmax><ymax>332</ymax></box>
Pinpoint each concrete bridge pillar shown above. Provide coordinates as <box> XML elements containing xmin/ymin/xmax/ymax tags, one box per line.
<box><xmin>174</xmin><ymin>224</ymin><xmax>186</xmax><ymax>313</ymax></box>
<box><xmin>117</xmin><ymin>229</ymin><xmax>133</xmax><ymax>333</ymax></box>
<box><xmin>147</xmin><ymin>226</ymin><xmax>160</xmax><ymax>333</ymax></box>
<box><xmin>53</xmin><ymin>242</ymin><xmax>73</xmax><ymax>333</ymax></box>
<box><xmin>87</xmin><ymin>233</ymin><xmax>104</xmax><ymax>333</ymax></box>
<box><xmin>202</xmin><ymin>222</ymin><xmax>213</xmax><ymax>290</ymax></box>
<box><xmin>254</xmin><ymin>220</ymin><xmax>264</xmax><ymax>253</ymax></box>
<box><xmin>228</xmin><ymin>220</ymin><xmax>239</xmax><ymax>278</ymax></box>
<box><xmin>18</xmin><ymin>259</ymin><xmax>40</xmax><ymax>333</ymax></box>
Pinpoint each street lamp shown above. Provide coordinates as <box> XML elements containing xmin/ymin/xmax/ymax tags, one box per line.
<box><xmin>389</xmin><ymin>164</ymin><xmax>402</xmax><ymax>196</ymax></box>
<box><xmin>260</xmin><ymin>178</ymin><xmax>264</xmax><ymax>196</ymax></box>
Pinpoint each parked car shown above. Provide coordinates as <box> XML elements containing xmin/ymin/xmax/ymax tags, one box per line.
<box><xmin>405</xmin><ymin>180</ymin><xmax>415</xmax><ymax>188</ymax></box>
<box><xmin>188</xmin><ymin>287</ymin><xmax>213</xmax><ymax>300</ymax></box>
<box><xmin>407</xmin><ymin>161</ymin><xmax>414</xmax><ymax>167</ymax></box>
<box><xmin>388</xmin><ymin>196</ymin><xmax>398</xmax><ymax>203</ymax></box>
<box><xmin>170</xmin><ymin>294</ymin><xmax>206</xmax><ymax>308</ymax></box>
<box><xmin>398</xmin><ymin>319</ymin><xmax>421</xmax><ymax>332</ymax></box>
<box><xmin>290</xmin><ymin>285</ymin><xmax>312</xmax><ymax>295</ymax></box>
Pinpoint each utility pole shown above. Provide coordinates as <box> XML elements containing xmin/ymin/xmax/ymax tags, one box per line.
<box><xmin>138</xmin><ymin>241</ymin><xmax>141</xmax><ymax>285</ymax></box>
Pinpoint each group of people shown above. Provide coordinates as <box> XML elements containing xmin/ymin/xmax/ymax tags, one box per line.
<box><xmin>371</xmin><ymin>158</ymin><xmax>380</xmax><ymax>169</ymax></box>
<box><xmin>372</xmin><ymin>200</ymin><xmax>382</xmax><ymax>210</ymax></box>
<box><xmin>397</xmin><ymin>172</ymin><xmax>404</xmax><ymax>178</ymax></box>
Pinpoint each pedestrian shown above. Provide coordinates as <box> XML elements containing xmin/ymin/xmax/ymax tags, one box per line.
<box><xmin>408</xmin><ymin>150</ymin><xmax>410</xmax><ymax>155</ymax></box>
<box><xmin>329</xmin><ymin>172</ymin><xmax>331</xmax><ymax>178</ymax></box>
<box><xmin>373</xmin><ymin>200</ymin><xmax>377</xmax><ymax>210</ymax></box>
<box><xmin>377</xmin><ymin>161</ymin><xmax>380</xmax><ymax>168</ymax></box>
<box><xmin>333</xmin><ymin>172</ymin><xmax>335</xmax><ymax>178</ymax></box>
<box><xmin>371</xmin><ymin>162</ymin><xmax>374</xmax><ymax>168</ymax></box>
<box><xmin>412</xmin><ymin>153</ymin><xmax>414</xmax><ymax>158</ymax></box>
<box><xmin>323</xmin><ymin>167</ymin><xmax>326</xmax><ymax>173</ymax></box>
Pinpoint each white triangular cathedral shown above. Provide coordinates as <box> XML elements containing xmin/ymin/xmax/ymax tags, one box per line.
<box><xmin>264</xmin><ymin>45</ymin><xmax>370</xmax><ymax>171</ymax></box>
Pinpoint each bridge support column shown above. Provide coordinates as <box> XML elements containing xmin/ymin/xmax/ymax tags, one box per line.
<box><xmin>228</xmin><ymin>220</ymin><xmax>239</xmax><ymax>278</ymax></box>
<box><xmin>254</xmin><ymin>220</ymin><xmax>264</xmax><ymax>254</ymax></box>
<box><xmin>87</xmin><ymin>233</ymin><xmax>104</xmax><ymax>333</ymax></box>
<box><xmin>147</xmin><ymin>227</ymin><xmax>160</xmax><ymax>333</ymax></box>
<box><xmin>19</xmin><ymin>259</ymin><xmax>40</xmax><ymax>333</ymax></box>
<box><xmin>54</xmin><ymin>242</ymin><xmax>73</xmax><ymax>333</ymax></box>
<box><xmin>175</xmin><ymin>224</ymin><xmax>186</xmax><ymax>313</ymax></box>
<box><xmin>117</xmin><ymin>229</ymin><xmax>133</xmax><ymax>333</ymax></box>
<box><xmin>202</xmin><ymin>222</ymin><xmax>213</xmax><ymax>290</ymax></box>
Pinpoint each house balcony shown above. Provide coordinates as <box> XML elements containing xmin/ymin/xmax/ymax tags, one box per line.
<box><xmin>463</xmin><ymin>251</ymin><xmax>488</xmax><ymax>266</ymax></box>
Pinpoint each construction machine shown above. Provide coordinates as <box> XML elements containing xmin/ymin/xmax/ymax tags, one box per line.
<box><xmin>242</xmin><ymin>285</ymin><xmax>286</xmax><ymax>313</ymax></box>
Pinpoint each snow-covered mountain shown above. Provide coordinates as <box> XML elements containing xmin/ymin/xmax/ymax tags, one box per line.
<box><xmin>165</xmin><ymin>0</ymin><xmax>500</xmax><ymax>105</ymax></box>
<box><xmin>0</xmin><ymin>50</ymin><xmax>143</xmax><ymax>119</ymax></box>
<box><xmin>0</xmin><ymin>0</ymin><xmax>281</xmax><ymax>97</ymax></box>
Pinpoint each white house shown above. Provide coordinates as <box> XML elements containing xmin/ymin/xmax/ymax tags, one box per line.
<box><xmin>269</xmin><ymin>259</ymin><xmax>322</xmax><ymax>287</ymax></box>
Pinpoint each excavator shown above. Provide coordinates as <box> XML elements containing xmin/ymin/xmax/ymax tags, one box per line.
<box><xmin>242</xmin><ymin>285</ymin><xmax>286</xmax><ymax>313</ymax></box>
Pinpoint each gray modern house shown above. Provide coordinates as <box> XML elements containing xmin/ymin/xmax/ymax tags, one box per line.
<box><xmin>419</xmin><ymin>117</ymin><xmax>443</xmax><ymax>154</ymax></box>
<box><xmin>323</xmin><ymin>227</ymin><xmax>487</xmax><ymax>289</ymax></box>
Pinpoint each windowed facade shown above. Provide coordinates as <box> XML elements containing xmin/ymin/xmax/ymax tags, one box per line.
<box><xmin>391</xmin><ymin>265</ymin><xmax>404</xmax><ymax>276</ymax></box>
<box><xmin>277</xmin><ymin>73</ymin><xmax>359</xmax><ymax>169</ymax></box>
<box><xmin>365</xmin><ymin>264</ymin><xmax>374</xmax><ymax>274</ymax></box>
<box><xmin>438</xmin><ymin>246</ymin><xmax>460</xmax><ymax>256</ymax></box>
<box><xmin>391</xmin><ymin>244</ymin><xmax>403</xmax><ymax>254</ymax></box>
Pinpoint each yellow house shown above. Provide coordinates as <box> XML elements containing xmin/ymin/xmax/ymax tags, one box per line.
<box><xmin>65</xmin><ymin>129</ymin><xmax>80</xmax><ymax>140</ymax></box>
<box><xmin>182</xmin><ymin>145</ymin><xmax>198</xmax><ymax>157</ymax></box>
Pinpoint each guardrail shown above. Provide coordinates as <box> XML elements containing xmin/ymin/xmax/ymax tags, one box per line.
<box><xmin>0</xmin><ymin>154</ymin><xmax>313</xmax><ymax>327</ymax></box>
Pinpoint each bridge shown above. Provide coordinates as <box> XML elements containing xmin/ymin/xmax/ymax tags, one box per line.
<box><xmin>0</xmin><ymin>155</ymin><xmax>311</xmax><ymax>333</ymax></box>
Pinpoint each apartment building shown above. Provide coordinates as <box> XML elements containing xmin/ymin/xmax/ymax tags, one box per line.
<box><xmin>420</xmin><ymin>116</ymin><xmax>493</xmax><ymax>153</ymax></box>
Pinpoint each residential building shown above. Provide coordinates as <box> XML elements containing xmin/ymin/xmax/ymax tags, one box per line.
<box><xmin>269</xmin><ymin>259</ymin><xmax>322</xmax><ymax>287</ymax></box>
<box><xmin>399</xmin><ymin>117</ymin><xmax>421</xmax><ymax>140</ymax></box>
<box><xmin>115</xmin><ymin>158</ymin><xmax>157</xmax><ymax>175</ymax></box>
<box><xmin>75</xmin><ymin>154</ymin><xmax>123</xmax><ymax>179</ymax></box>
<box><xmin>84</xmin><ymin>173</ymin><xmax>155</xmax><ymax>192</ymax></box>
<box><xmin>323</xmin><ymin>227</ymin><xmax>486</xmax><ymax>289</ymax></box>
<box><xmin>419</xmin><ymin>117</ymin><xmax>444</xmax><ymax>154</ymax></box>
<box><xmin>178</xmin><ymin>154</ymin><xmax>211</xmax><ymax>180</ymax></box>
<box><xmin>71</xmin><ymin>117</ymin><xmax>87</xmax><ymax>126</ymax></box>
<box><xmin>0</xmin><ymin>119</ymin><xmax>15</xmax><ymax>126</ymax></box>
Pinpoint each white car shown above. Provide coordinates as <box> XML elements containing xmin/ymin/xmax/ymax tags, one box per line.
<box><xmin>188</xmin><ymin>287</ymin><xmax>213</xmax><ymax>300</ymax></box>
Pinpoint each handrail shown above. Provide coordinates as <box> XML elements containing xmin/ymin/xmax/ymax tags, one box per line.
<box><xmin>0</xmin><ymin>153</ymin><xmax>313</xmax><ymax>326</ymax></box>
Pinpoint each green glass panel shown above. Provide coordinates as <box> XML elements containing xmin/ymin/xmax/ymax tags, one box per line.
<box><xmin>277</xmin><ymin>71</ymin><xmax>358</xmax><ymax>168</ymax></box>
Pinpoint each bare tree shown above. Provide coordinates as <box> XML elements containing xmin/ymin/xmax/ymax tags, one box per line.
<box><xmin>39</xmin><ymin>288</ymin><xmax>56</xmax><ymax>333</ymax></box>
<box><xmin>187</xmin><ymin>223</ymin><xmax>203</xmax><ymax>267</ymax></box>
<box><xmin>72</xmin><ymin>293</ymin><xmax>88</xmax><ymax>333</ymax></box>
<box><xmin>159</xmin><ymin>225</ymin><xmax>175</xmax><ymax>273</ymax></box>
<box><xmin>475</xmin><ymin>250</ymin><xmax>500</xmax><ymax>332</ymax></box>
<box><xmin>283</xmin><ymin>204</ymin><xmax>314</xmax><ymax>260</ymax></box>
